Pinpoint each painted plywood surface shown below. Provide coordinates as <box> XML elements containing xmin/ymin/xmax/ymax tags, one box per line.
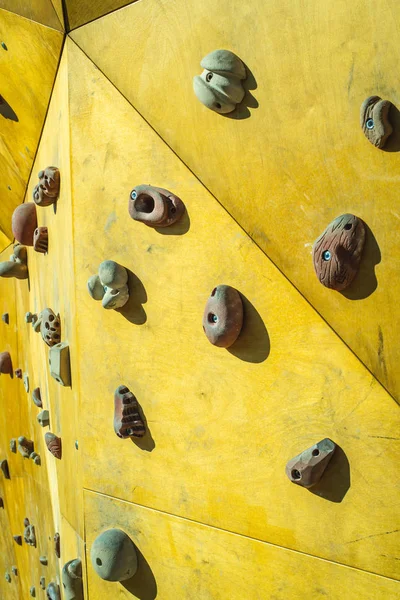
<box><xmin>67</xmin><ymin>39</ymin><xmax>400</xmax><ymax>580</ymax></box>
<box><xmin>65</xmin><ymin>0</ymin><xmax>136</xmax><ymax>30</ymax></box>
<box><xmin>71</xmin><ymin>0</ymin><xmax>400</xmax><ymax>402</ymax></box>
<box><xmin>0</xmin><ymin>0</ymin><xmax>62</xmax><ymax>30</ymax></box>
<box><xmin>0</xmin><ymin>9</ymin><xmax>63</xmax><ymax>241</ymax></box>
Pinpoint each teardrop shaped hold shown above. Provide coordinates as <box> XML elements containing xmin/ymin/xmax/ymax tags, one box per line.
<box><xmin>0</xmin><ymin>351</ymin><xmax>12</xmax><ymax>375</ymax></box>
<box><xmin>312</xmin><ymin>214</ymin><xmax>366</xmax><ymax>291</ymax></box>
<box><xmin>193</xmin><ymin>49</ymin><xmax>246</xmax><ymax>114</ymax></box>
<box><xmin>129</xmin><ymin>185</ymin><xmax>185</xmax><ymax>227</ymax></box>
<box><xmin>11</xmin><ymin>203</ymin><xmax>37</xmax><ymax>245</ymax></box>
<box><xmin>286</xmin><ymin>438</ymin><xmax>336</xmax><ymax>488</ymax></box>
<box><xmin>32</xmin><ymin>387</ymin><xmax>42</xmax><ymax>407</ymax></box>
<box><xmin>90</xmin><ymin>529</ymin><xmax>138</xmax><ymax>582</ymax></box>
<box><xmin>360</xmin><ymin>96</ymin><xmax>393</xmax><ymax>149</ymax></box>
<box><xmin>45</xmin><ymin>433</ymin><xmax>62</xmax><ymax>459</ymax></box>
<box><xmin>203</xmin><ymin>285</ymin><xmax>243</xmax><ymax>348</ymax></box>
<box><xmin>32</xmin><ymin>167</ymin><xmax>60</xmax><ymax>207</ymax></box>
<box><xmin>1</xmin><ymin>459</ymin><xmax>10</xmax><ymax>479</ymax></box>
<box><xmin>114</xmin><ymin>385</ymin><xmax>146</xmax><ymax>439</ymax></box>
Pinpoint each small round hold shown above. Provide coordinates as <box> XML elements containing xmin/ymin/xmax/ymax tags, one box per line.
<box><xmin>90</xmin><ymin>529</ymin><xmax>138</xmax><ymax>582</ymax></box>
<box><xmin>15</xmin><ymin>368</ymin><xmax>22</xmax><ymax>378</ymax></box>
<box><xmin>30</xmin><ymin>586</ymin><xmax>36</xmax><ymax>597</ymax></box>
<box><xmin>5</xmin><ymin>571</ymin><xmax>11</xmax><ymax>583</ymax></box>
<box><xmin>366</xmin><ymin>118</ymin><xmax>374</xmax><ymax>130</ymax></box>
<box><xmin>11</xmin><ymin>566</ymin><xmax>17</xmax><ymax>576</ymax></box>
<box><xmin>40</xmin><ymin>576</ymin><xmax>46</xmax><ymax>589</ymax></box>
<box><xmin>39</xmin><ymin>555</ymin><xmax>48</xmax><ymax>566</ymax></box>
<box><xmin>2</xmin><ymin>313</ymin><xmax>9</xmax><ymax>324</ymax></box>
<box><xmin>75</xmin><ymin>440</ymin><xmax>79</xmax><ymax>450</ymax></box>
<box><xmin>202</xmin><ymin>285</ymin><xmax>243</xmax><ymax>348</ymax></box>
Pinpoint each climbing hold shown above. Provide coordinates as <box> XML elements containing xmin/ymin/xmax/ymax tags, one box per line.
<box><xmin>37</xmin><ymin>410</ymin><xmax>50</xmax><ymax>427</ymax></box>
<box><xmin>11</xmin><ymin>566</ymin><xmax>17</xmax><ymax>576</ymax></box>
<box><xmin>0</xmin><ymin>497</ymin><xmax>4</xmax><ymax>508</ymax></box>
<box><xmin>46</xmin><ymin>582</ymin><xmax>61</xmax><ymax>599</ymax></box>
<box><xmin>203</xmin><ymin>285</ymin><xmax>243</xmax><ymax>348</ymax></box>
<box><xmin>25</xmin><ymin>311</ymin><xmax>38</xmax><ymax>324</ymax></box>
<box><xmin>54</xmin><ymin>532</ymin><xmax>60</xmax><ymax>558</ymax></box>
<box><xmin>12</xmin><ymin>203</ymin><xmax>37</xmax><ymax>246</ymax></box>
<box><xmin>23</xmin><ymin>372</ymin><xmax>29</xmax><ymax>392</ymax></box>
<box><xmin>87</xmin><ymin>260</ymin><xmax>129</xmax><ymax>310</ymax></box>
<box><xmin>312</xmin><ymin>214</ymin><xmax>366</xmax><ymax>291</ymax></box>
<box><xmin>30</xmin><ymin>452</ymin><xmax>41</xmax><ymax>465</ymax></box>
<box><xmin>39</xmin><ymin>556</ymin><xmax>48</xmax><ymax>566</ymax></box>
<box><xmin>0</xmin><ymin>244</ymin><xmax>28</xmax><ymax>280</ymax></box>
<box><xmin>15</xmin><ymin>368</ymin><xmax>22</xmax><ymax>378</ymax></box>
<box><xmin>62</xmin><ymin>558</ymin><xmax>83</xmax><ymax>600</ymax></box>
<box><xmin>2</xmin><ymin>313</ymin><xmax>9</xmax><ymax>324</ymax></box>
<box><xmin>13</xmin><ymin>535</ymin><xmax>22</xmax><ymax>545</ymax></box>
<box><xmin>40</xmin><ymin>576</ymin><xmax>46</xmax><ymax>589</ymax></box>
<box><xmin>114</xmin><ymin>385</ymin><xmax>146</xmax><ymax>439</ymax></box>
<box><xmin>91</xmin><ymin>529</ymin><xmax>138</xmax><ymax>582</ymax></box>
<box><xmin>18</xmin><ymin>436</ymin><xmax>34</xmax><ymax>458</ymax></box>
<box><xmin>30</xmin><ymin>586</ymin><xmax>36</xmax><ymax>597</ymax></box>
<box><xmin>33</xmin><ymin>226</ymin><xmax>48</xmax><ymax>254</ymax></box>
<box><xmin>32</xmin><ymin>387</ymin><xmax>43</xmax><ymax>407</ymax></box>
<box><xmin>49</xmin><ymin>342</ymin><xmax>71</xmax><ymax>386</ymax></box>
<box><xmin>34</xmin><ymin>308</ymin><xmax>61</xmax><ymax>347</ymax></box>
<box><xmin>129</xmin><ymin>185</ymin><xmax>185</xmax><ymax>227</ymax></box>
<box><xmin>193</xmin><ymin>49</ymin><xmax>246</xmax><ymax>114</ymax></box>
<box><xmin>32</xmin><ymin>167</ymin><xmax>60</xmax><ymax>207</ymax></box>
<box><xmin>0</xmin><ymin>351</ymin><xmax>12</xmax><ymax>375</ymax></box>
<box><xmin>10</xmin><ymin>438</ymin><xmax>16</xmax><ymax>453</ymax></box>
<box><xmin>1</xmin><ymin>459</ymin><xmax>10</xmax><ymax>479</ymax></box>
<box><xmin>360</xmin><ymin>96</ymin><xmax>393</xmax><ymax>149</ymax></box>
<box><xmin>24</xmin><ymin>523</ymin><xmax>36</xmax><ymax>547</ymax></box>
<box><xmin>5</xmin><ymin>572</ymin><xmax>11</xmax><ymax>583</ymax></box>
<box><xmin>286</xmin><ymin>438</ymin><xmax>336</xmax><ymax>488</ymax></box>
<box><xmin>45</xmin><ymin>433</ymin><xmax>62</xmax><ymax>459</ymax></box>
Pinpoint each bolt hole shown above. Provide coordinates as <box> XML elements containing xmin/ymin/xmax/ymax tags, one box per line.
<box><xmin>344</xmin><ymin>223</ymin><xmax>352</xmax><ymax>230</ymax></box>
<box><xmin>291</xmin><ymin>469</ymin><xmax>301</xmax><ymax>480</ymax></box>
<box><xmin>312</xmin><ymin>448</ymin><xmax>320</xmax><ymax>457</ymax></box>
<box><xmin>206</xmin><ymin>72</ymin><xmax>213</xmax><ymax>82</ymax></box>
<box><xmin>96</xmin><ymin>558</ymin><xmax>102</xmax><ymax>566</ymax></box>
<box><xmin>208</xmin><ymin>313</ymin><xmax>218</xmax><ymax>324</ymax></box>
<box><xmin>135</xmin><ymin>194</ymin><xmax>155</xmax><ymax>213</ymax></box>
<box><xmin>366</xmin><ymin>118</ymin><xmax>374</xmax><ymax>129</ymax></box>
<box><xmin>45</xmin><ymin>322</ymin><xmax>50</xmax><ymax>329</ymax></box>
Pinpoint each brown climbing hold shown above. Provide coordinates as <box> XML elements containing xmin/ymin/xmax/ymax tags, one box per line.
<box><xmin>312</xmin><ymin>214</ymin><xmax>366</xmax><ymax>291</ymax></box>
<box><xmin>32</xmin><ymin>387</ymin><xmax>42</xmax><ymax>407</ymax></box>
<box><xmin>203</xmin><ymin>285</ymin><xmax>243</xmax><ymax>348</ymax></box>
<box><xmin>32</xmin><ymin>167</ymin><xmax>60</xmax><ymax>207</ymax></box>
<box><xmin>0</xmin><ymin>244</ymin><xmax>29</xmax><ymax>280</ymax></box>
<box><xmin>114</xmin><ymin>385</ymin><xmax>146</xmax><ymax>439</ymax></box>
<box><xmin>286</xmin><ymin>438</ymin><xmax>336</xmax><ymax>488</ymax></box>
<box><xmin>1</xmin><ymin>459</ymin><xmax>10</xmax><ymax>479</ymax></box>
<box><xmin>0</xmin><ymin>351</ymin><xmax>12</xmax><ymax>375</ymax></box>
<box><xmin>38</xmin><ymin>308</ymin><xmax>61</xmax><ymax>347</ymax></box>
<box><xmin>12</xmin><ymin>203</ymin><xmax>37</xmax><ymax>246</ymax></box>
<box><xmin>15</xmin><ymin>368</ymin><xmax>22</xmax><ymax>378</ymax></box>
<box><xmin>129</xmin><ymin>185</ymin><xmax>185</xmax><ymax>227</ymax></box>
<box><xmin>18</xmin><ymin>436</ymin><xmax>34</xmax><ymax>458</ymax></box>
<box><xmin>2</xmin><ymin>313</ymin><xmax>9</xmax><ymax>324</ymax></box>
<box><xmin>45</xmin><ymin>433</ymin><xmax>62</xmax><ymax>459</ymax></box>
<box><xmin>33</xmin><ymin>226</ymin><xmax>48</xmax><ymax>254</ymax></box>
<box><xmin>360</xmin><ymin>96</ymin><xmax>393</xmax><ymax>149</ymax></box>
<box><xmin>13</xmin><ymin>535</ymin><xmax>22</xmax><ymax>545</ymax></box>
<box><xmin>54</xmin><ymin>532</ymin><xmax>60</xmax><ymax>558</ymax></box>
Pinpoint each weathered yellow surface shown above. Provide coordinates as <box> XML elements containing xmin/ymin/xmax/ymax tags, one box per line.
<box><xmin>85</xmin><ymin>490</ymin><xmax>400</xmax><ymax>600</ymax></box>
<box><xmin>65</xmin><ymin>0</ymin><xmax>136</xmax><ymax>30</ymax></box>
<box><xmin>0</xmin><ymin>9</ymin><xmax>63</xmax><ymax>241</ymax></box>
<box><xmin>51</xmin><ymin>0</ymin><xmax>64</xmax><ymax>29</ymax></box>
<box><xmin>67</xmin><ymin>39</ymin><xmax>400</xmax><ymax>580</ymax></box>
<box><xmin>71</xmin><ymin>0</ymin><xmax>400</xmax><ymax>402</ymax></box>
<box><xmin>0</xmin><ymin>0</ymin><xmax>62</xmax><ymax>30</ymax></box>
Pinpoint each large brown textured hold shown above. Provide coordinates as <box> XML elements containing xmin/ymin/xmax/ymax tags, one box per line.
<box><xmin>39</xmin><ymin>308</ymin><xmax>61</xmax><ymax>347</ymax></box>
<box><xmin>360</xmin><ymin>96</ymin><xmax>393</xmax><ymax>149</ymax></box>
<box><xmin>32</xmin><ymin>167</ymin><xmax>60</xmax><ymax>207</ymax></box>
<box><xmin>312</xmin><ymin>214</ymin><xmax>366</xmax><ymax>291</ymax></box>
<box><xmin>33</xmin><ymin>227</ymin><xmax>48</xmax><ymax>253</ymax></box>
<box><xmin>203</xmin><ymin>285</ymin><xmax>243</xmax><ymax>348</ymax></box>
<box><xmin>129</xmin><ymin>185</ymin><xmax>185</xmax><ymax>227</ymax></box>
<box><xmin>11</xmin><ymin>203</ymin><xmax>37</xmax><ymax>246</ymax></box>
<box><xmin>286</xmin><ymin>438</ymin><xmax>336</xmax><ymax>488</ymax></box>
<box><xmin>114</xmin><ymin>385</ymin><xmax>146</xmax><ymax>439</ymax></box>
<box><xmin>45</xmin><ymin>433</ymin><xmax>62</xmax><ymax>459</ymax></box>
<box><xmin>0</xmin><ymin>351</ymin><xmax>12</xmax><ymax>375</ymax></box>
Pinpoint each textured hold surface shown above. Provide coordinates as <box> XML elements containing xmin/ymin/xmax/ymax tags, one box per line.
<box><xmin>32</xmin><ymin>387</ymin><xmax>43</xmax><ymax>407</ymax></box>
<box><xmin>312</xmin><ymin>214</ymin><xmax>366</xmax><ymax>291</ymax></box>
<box><xmin>45</xmin><ymin>432</ymin><xmax>62</xmax><ymax>459</ymax></box>
<box><xmin>286</xmin><ymin>438</ymin><xmax>336</xmax><ymax>488</ymax></box>
<box><xmin>18</xmin><ymin>436</ymin><xmax>34</xmax><ymax>458</ymax></box>
<box><xmin>11</xmin><ymin>203</ymin><xmax>38</xmax><ymax>245</ymax></box>
<box><xmin>0</xmin><ymin>244</ymin><xmax>29</xmax><ymax>279</ymax></box>
<box><xmin>49</xmin><ymin>342</ymin><xmax>71</xmax><ymax>386</ymax></box>
<box><xmin>37</xmin><ymin>410</ymin><xmax>50</xmax><ymax>427</ymax></box>
<box><xmin>0</xmin><ymin>351</ymin><xmax>12</xmax><ymax>375</ymax></box>
<box><xmin>54</xmin><ymin>533</ymin><xmax>60</xmax><ymax>558</ymax></box>
<box><xmin>203</xmin><ymin>285</ymin><xmax>243</xmax><ymax>347</ymax></box>
<box><xmin>46</xmin><ymin>581</ymin><xmax>61</xmax><ymax>599</ymax></box>
<box><xmin>24</xmin><ymin>523</ymin><xmax>37</xmax><ymax>547</ymax></box>
<box><xmin>129</xmin><ymin>185</ymin><xmax>185</xmax><ymax>227</ymax></box>
<box><xmin>193</xmin><ymin>49</ymin><xmax>246</xmax><ymax>114</ymax></box>
<box><xmin>90</xmin><ymin>528</ymin><xmax>138</xmax><ymax>581</ymax></box>
<box><xmin>62</xmin><ymin>558</ymin><xmax>83</xmax><ymax>600</ymax></box>
<box><xmin>1</xmin><ymin>459</ymin><xmax>10</xmax><ymax>479</ymax></box>
<box><xmin>33</xmin><ymin>226</ymin><xmax>49</xmax><ymax>253</ymax></box>
<box><xmin>39</xmin><ymin>308</ymin><xmax>61</xmax><ymax>347</ymax></box>
<box><xmin>87</xmin><ymin>261</ymin><xmax>129</xmax><ymax>310</ymax></box>
<box><xmin>360</xmin><ymin>96</ymin><xmax>393</xmax><ymax>149</ymax></box>
<box><xmin>114</xmin><ymin>385</ymin><xmax>146</xmax><ymax>439</ymax></box>
<box><xmin>33</xmin><ymin>167</ymin><xmax>60</xmax><ymax>207</ymax></box>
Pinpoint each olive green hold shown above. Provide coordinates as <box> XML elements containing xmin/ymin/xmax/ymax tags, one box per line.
<box><xmin>90</xmin><ymin>529</ymin><xmax>138</xmax><ymax>582</ymax></box>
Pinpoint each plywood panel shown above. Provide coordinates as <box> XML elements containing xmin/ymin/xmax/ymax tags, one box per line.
<box><xmin>67</xmin><ymin>39</ymin><xmax>400</xmax><ymax>579</ymax></box>
<box><xmin>0</xmin><ymin>0</ymin><xmax>62</xmax><ymax>30</ymax></box>
<box><xmin>85</xmin><ymin>490</ymin><xmax>400</xmax><ymax>600</ymax></box>
<box><xmin>51</xmin><ymin>0</ymin><xmax>64</xmax><ymax>29</ymax></box>
<box><xmin>65</xmin><ymin>0</ymin><xmax>136</xmax><ymax>30</ymax></box>
<box><xmin>0</xmin><ymin>9</ymin><xmax>63</xmax><ymax>240</ymax></box>
<box><xmin>71</xmin><ymin>0</ymin><xmax>400</xmax><ymax>401</ymax></box>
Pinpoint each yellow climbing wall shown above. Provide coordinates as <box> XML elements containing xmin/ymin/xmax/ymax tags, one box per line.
<box><xmin>0</xmin><ymin>2</ymin><xmax>399</xmax><ymax>599</ymax></box>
